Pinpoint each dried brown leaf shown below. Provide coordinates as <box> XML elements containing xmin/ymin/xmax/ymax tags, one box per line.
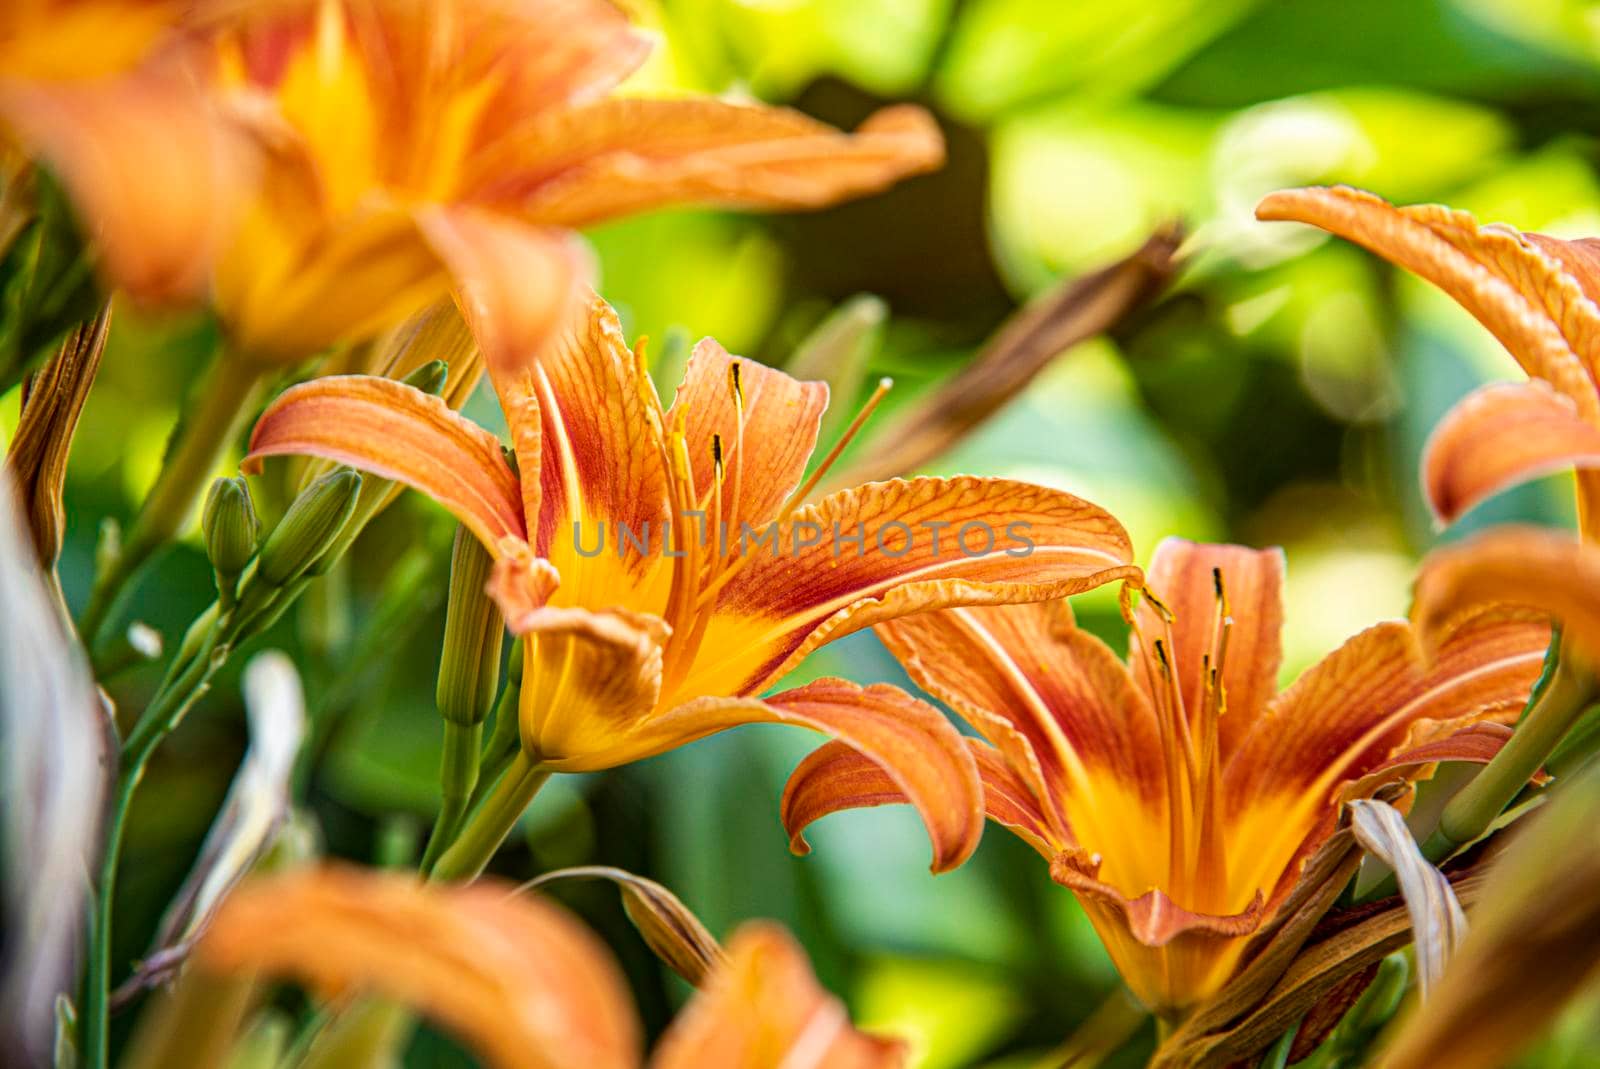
<box><xmin>5</xmin><ymin>307</ymin><xmax>109</xmax><ymax>587</ymax></box>
<box><xmin>821</xmin><ymin>225</ymin><xmax>1182</xmax><ymax>491</ymax></box>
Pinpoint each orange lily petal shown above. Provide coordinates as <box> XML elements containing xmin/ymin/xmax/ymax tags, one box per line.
<box><xmin>665</xmin><ymin>337</ymin><xmax>829</xmax><ymax>533</ymax></box>
<box><xmin>876</xmin><ymin>601</ymin><xmax>1161</xmax><ymax>846</ymax></box>
<box><xmin>436</xmin><ymin>0</ymin><xmax>652</xmax><ymax>136</ymax></box>
<box><xmin>244</xmin><ymin>374</ymin><xmax>525</xmax><ymax>550</ymax></box>
<box><xmin>1338</xmin><ymin>722</ymin><xmax>1518</xmax><ymax>803</ymax></box>
<box><xmin>417</xmin><ymin>206</ymin><xmax>592</xmax><ymax>381</ymax></box>
<box><xmin>1049</xmin><ymin>853</ymin><xmax>1264</xmax><ymax>948</ymax></box>
<box><xmin>1255</xmin><ymin>186</ymin><xmax>1600</xmax><ymax>416</ymax></box>
<box><xmin>511</xmin><ymin>606</ymin><xmax>670</xmax><ymax>765</ymax></box>
<box><xmin>651</xmin><ymin>922</ymin><xmax>905</xmax><ymax>1069</ymax></box>
<box><xmin>503</xmin><ymin>101</ymin><xmax>945</xmax><ymax>229</ymax></box>
<box><xmin>0</xmin><ymin>67</ymin><xmax>248</xmax><ymax>306</ymax></box>
<box><xmin>1049</xmin><ymin>854</ymin><xmax>1265</xmax><ymax>1017</ymax></box>
<box><xmin>1412</xmin><ymin>525</ymin><xmax>1600</xmax><ymax>657</ymax></box>
<box><xmin>781</xmin><ymin>736</ymin><xmax>1065</xmax><ymax>861</ymax></box>
<box><xmin>194</xmin><ymin>865</ymin><xmax>640</xmax><ymax>1069</ymax></box>
<box><xmin>547</xmin><ymin>678</ymin><xmax>984</xmax><ymax>875</ymax></box>
<box><xmin>511</xmin><ymin>292</ymin><xmax>672</xmax><ymax>605</ymax></box>
<box><xmin>487</xmin><ymin>540</ymin><xmax>561</xmax><ymax>621</ymax></box>
<box><xmin>1223</xmin><ymin>607</ymin><xmax>1548</xmax><ymax>914</ymax></box>
<box><xmin>1422</xmin><ymin>380</ymin><xmax>1600</xmax><ymax>526</ymax></box>
<box><xmin>1136</xmin><ymin>538</ymin><xmax>1286</xmax><ymax>758</ymax></box>
<box><xmin>675</xmin><ymin>476</ymin><xmax>1140</xmax><ymax>704</ymax></box>
<box><xmin>219</xmin><ymin>201</ymin><xmax>450</xmax><ymax>361</ymax></box>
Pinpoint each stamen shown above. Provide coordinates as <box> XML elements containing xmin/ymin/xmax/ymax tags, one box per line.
<box><xmin>779</xmin><ymin>377</ymin><xmax>892</xmax><ymax>518</ymax></box>
<box><xmin>691</xmin><ymin>376</ymin><xmax>893</xmax><ymax>612</ymax></box>
<box><xmin>728</xmin><ymin>362</ymin><xmax>745</xmax><ymax>556</ymax></box>
<box><xmin>1142</xmin><ymin>588</ymin><xmax>1176</xmax><ymax>623</ymax></box>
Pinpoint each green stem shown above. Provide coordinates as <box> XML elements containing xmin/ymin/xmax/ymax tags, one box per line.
<box><xmin>81</xmin><ymin>624</ymin><xmax>226</xmax><ymax>1068</ymax></box>
<box><xmin>419</xmin><ymin>720</ymin><xmax>482</xmax><ymax>872</ymax></box>
<box><xmin>81</xmin><ymin>356</ymin><xmax>267</xmax><ymax>648</ymax></box>
<box><xmin>81</xmin><ymin>758</ymin><xmax>136</xmax><ymax>1069</ymax></box>
<box><xmin>428</xmin><ymin>751</ymin><xmax>549</xmax><ymax>882</ymax></box>
<box><xmin>1429</xmin><ymin>651</ymin><xmax>1597</xmax><ymax>862</ymax></box>
<box><xmin>467</xmin><ymin>680</ymin><xmax>522</xmax><ymax>815</ymax></box>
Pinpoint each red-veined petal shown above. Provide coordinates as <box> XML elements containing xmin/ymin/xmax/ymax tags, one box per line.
<box><xmin>673</xmin><ymin>476</ymin><xmax>1140</xmax><ymax>705</ymax></box>
<box><xmin>1422</xmin><ymin>380</ymin><xmax>1600</xmax><ymax>526</ymax></box>
<box><xmin>244</xmin><ymin>374</ymin><xmax>525</xmax><ymax>551</ymax></box>
<box><xmin>780</xmin><ymin>736</ymin><xmax>1065</xmax><ymax>861</ymax></box>
<box><xmin>544</xmin><ymin>679</ymin><xmax>984</xmax><ymax>875</ymax></box>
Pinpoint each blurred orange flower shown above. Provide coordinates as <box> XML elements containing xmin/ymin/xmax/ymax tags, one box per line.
<box><xmin>783</xmin><ymin>539</ymin><xmax>1549</xmax><ymax>1014</ymax></box>
<box><xmin>243</xmin><ymin>290</ymin><xmax>1141</xmax><ymax>872</ymax></box>
<box><xmin>196</xmin><ymin>865</ymin><xmax>906</xmax><ymax>1069</ymax></box>
<box><xmin>0</xmin><ymin>0</ymin><xmax>248</xmax><ymax>304</ymax></box>
<box><xmin>205</xmin><ymin>0</ymin><xmax>944</xmax><ymax>361</ymax></box>
<box><xmin>1256</xmin><ymin>185</ymin><xmax>1600</xmax><ymax>541</ymax></box>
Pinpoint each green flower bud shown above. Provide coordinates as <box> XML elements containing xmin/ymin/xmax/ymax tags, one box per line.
<box><xmin>436</xmin><ymin>527</ymin><xmax>504</xmax><ymax>726</ymax></box>
<box><xmin>202</xmin><ymin>477</ymin><xmax>260</xmax><ymax>597</ymax></box>
<box><xmin>256</xmin><ymin>468</ymin><xmax>362</xmax><ymax>587</ymax></box>
<box><xmin>402</xmin><ymin>358</ymin><xmax>449</xmax><ymax>395</ymax></box>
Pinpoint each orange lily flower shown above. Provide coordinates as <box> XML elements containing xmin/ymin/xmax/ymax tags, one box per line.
<box><xmin>1255</xmin><ymin>185</ymin><xmax>1600</xmax><ymax>540</ymax></box>
<box><xmin>782</xmin><ymin>538</ymin><xmax>1550</xmax><ymax>1014</ymax></box>
<box><xmin>203</xmin><ymin>0</ymin><xmax>944</xmax><ymax>362</ymax></box>
<box><xmin>243</xmin><ymin>291</ymin><xmax>1140</xmax><ymax>871</ymax></box>
<box><xmin>195</xmin><ymin>865</ymin><xmax>905</xmax><ymax>1069</ymax></box>
<box><xmin>0</xmin><ymin>1</ymin><xmax>247</xmax><ymax>304</ymax></box>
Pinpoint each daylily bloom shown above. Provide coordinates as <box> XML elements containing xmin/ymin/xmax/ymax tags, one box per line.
<box><xmin>0</xmin><ymin>0</ymin><xmax>247</xmax><ymax>304</ymax></box>
<box><xmin>1255</xmin><ymin>185</ymin><xmax>1600</xmax><ymax>540</ymax></box>
<box><xmin>782</xmin><ymin>538</ymin><xmax>1550</xmax><ymax>1014</ymax></box>
<box><xmin>194</xmin><ymin>865</ymin><xmax>905</xmax><ymax>1069</ymax></box>
<box><xmin>205</xmin><ymin>0</ymin><xmax>945</xmax><ymax>362</ymax></box>
<box><xmin>243</xmin><ymin>290</ymin><xmax>1140</xmax><ymax>871</ymax></box>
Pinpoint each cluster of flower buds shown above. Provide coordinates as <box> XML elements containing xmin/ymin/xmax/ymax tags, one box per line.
<box><xmin>196</xmin><ymin>467</ymin><xmax>363</xmax><ymax>659</ymax></box>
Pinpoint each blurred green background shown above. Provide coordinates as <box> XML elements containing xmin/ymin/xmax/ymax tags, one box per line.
<box><xmin>15</xmin><ymin>0</ymin><xmax>1600</xmax><ymax>1064</ymax></box>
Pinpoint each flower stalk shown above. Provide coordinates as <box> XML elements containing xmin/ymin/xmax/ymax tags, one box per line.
<box><xmin>428</xmin><ymin>751</ymin><xmax>550</xmax><ymax>882</ymax></box>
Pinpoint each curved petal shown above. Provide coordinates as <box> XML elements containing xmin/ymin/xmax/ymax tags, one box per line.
<box><xmin>416</xmin><ymin>207</ymin><xmax>591</xmax><ymax>382</ymax></box>
<box><xmin>875</xmin><ymin>602</ymin><xmax>1161</xmax><ymax>865</ymax></box>
<box><xmin>1423</xmin><ymin>380</ymin><xmax>1600</xmax><ymax>525</ymax></box>
<box><xmin>666</xmin><ymin>338</ymin><xmax>828</xmax><ymax>533</ymax></box>
<box><xmin>513</xmin><ymin>292</ymin><xmax>672</xmax><ymax>608</ymax></box>
<box><xmin>652</xmin><ymin>922</ymin><xmax>906</xmax><ymax>1069</ymax></box>
<box><xmin>780</xmin><ymin>736</ymin><xmax>1065</xmax><ymax>861</ymax></box>
<box><xmin>1223</xmin><ymin>608</ymin><xmax>1548</xmax><ymax>918</ymax></box>
<box><xmin>672</xmin><ymin>476</ymin><xmax>1140</xmax><ymax>704</ymax></box>
<box><xmin>0</xmin><ymin>68</ymin><xmax>249</xmax><ymax>306</ymax></box>
<box><xmin>499</xmin><ymin>101</ymin><xmax>945</xmax><ymax>229</ymax></box>
<box><xmin>194</xmin><ymin>866</ymin><xmax>640</xmax><ymax>1069</ymax></box>
<box><xmin>1051</xmin><ymin>853</ymin><xmax>1264</xmax><ymax>948</ymax></box>
<box><xmin>512</xmin><ymin>606</ymin><xmax>669</xmax><ymax>765</ymax></box>
<box><xmin>1255</xmin><ymin>186</ymin><xmax>1600</xmax><ymax>416</ymax></box>
<box><xmin>1337</xmin><ymin>722</ymin><xmax>1517</xmax><ymax>803</ymax></box>
<box><xmin>547</xmin><ymin>679</ymin><xmax>984</xmax><ymax>875</ymax></box>
<box><xmin>487</xmin><ymin>540</ymin><xmax>562</xmax><ymax>621</ymax></box>
<box><xmin>244</xmin><ymin>374</ymin><xmax>525</xmax><ymax>551</ymax></box>
<box><xmin>1050</xmin><ymin>852</ymin><xmax>1264</xmax><ymax>1015</ymax></box>
<box><xmin>1134</xmin><ymin>538</ymin><xmax>1286</xmax><ymax>759</ymax></box>
<box><xmin>1412</xmin><ymin>526</ymin><xmax>1600</xmax><ymax>661</ymax></box>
